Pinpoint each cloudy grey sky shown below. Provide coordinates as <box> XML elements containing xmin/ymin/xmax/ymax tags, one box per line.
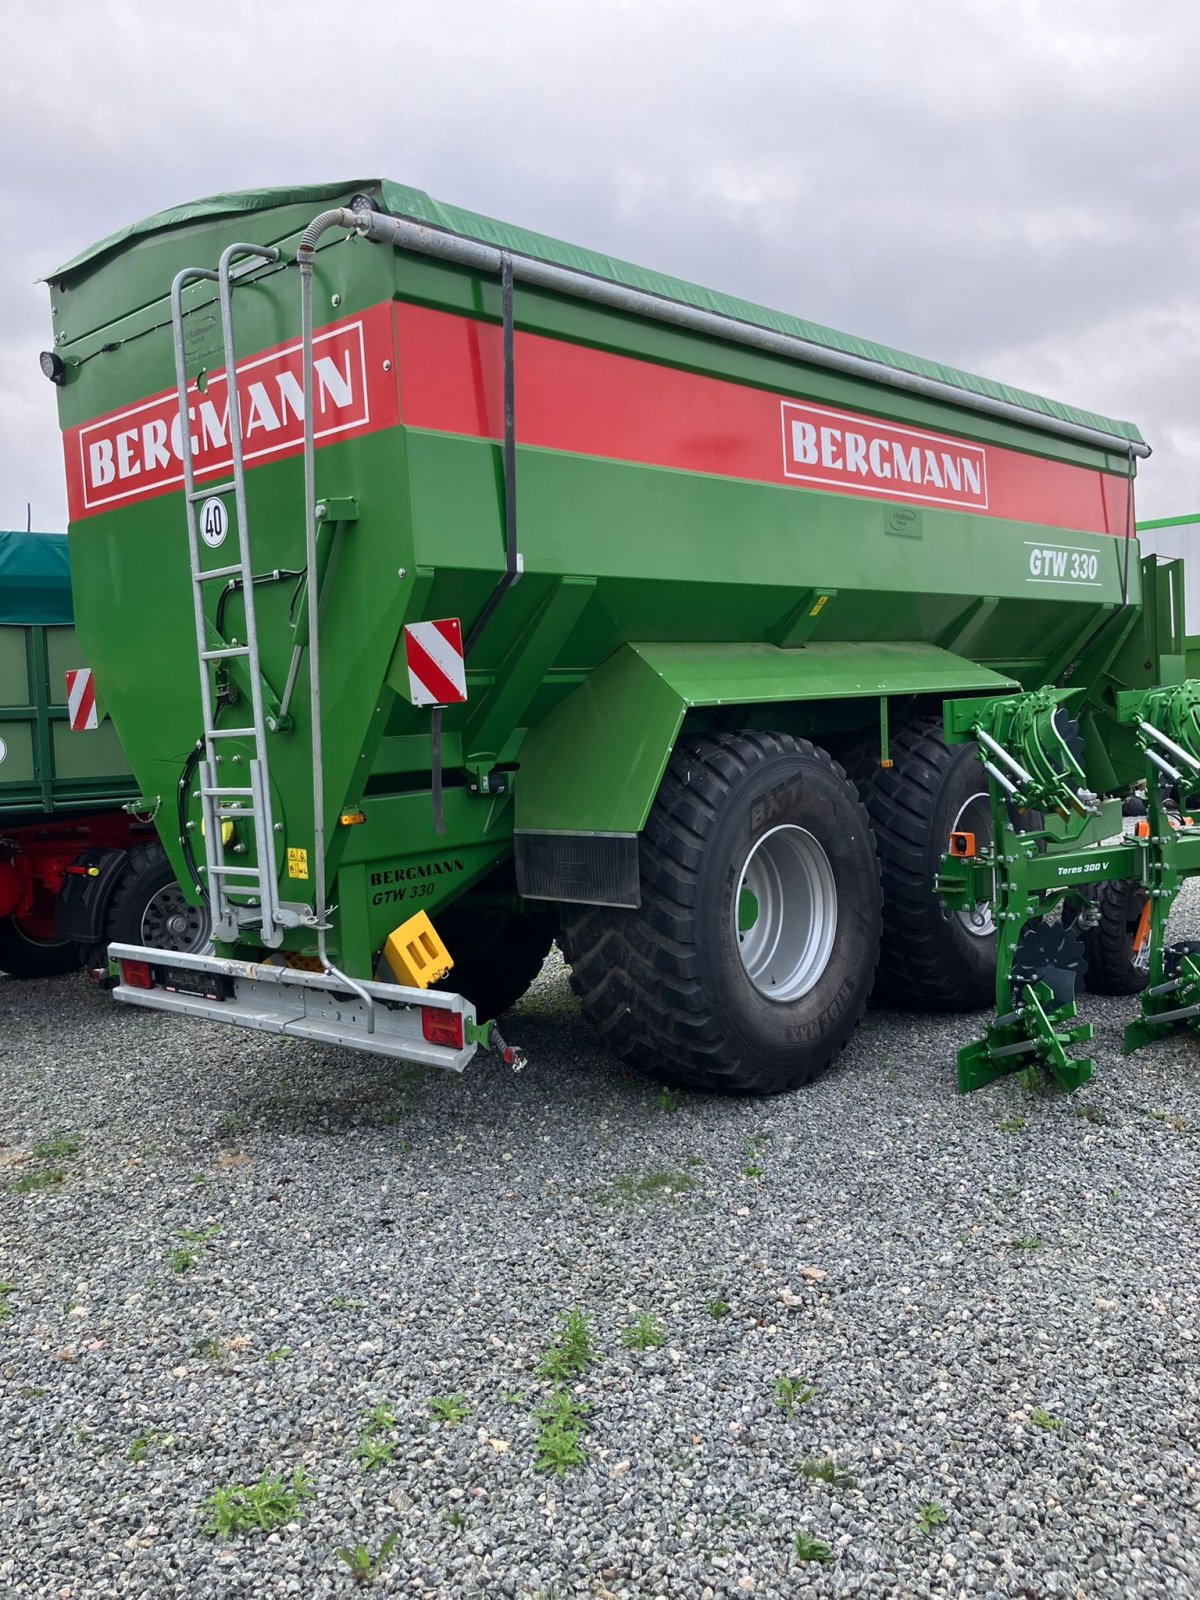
<box><xmin>1</xmin><ymin>0</ymin><xmax>1197</xmax><ymax>528</ymax></box>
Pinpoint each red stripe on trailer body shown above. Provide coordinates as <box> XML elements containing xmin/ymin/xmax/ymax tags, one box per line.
<box><xmin>392</xmin><ymin>301</ymin><xmax>1131</xmax><ymax>536</ymax></box>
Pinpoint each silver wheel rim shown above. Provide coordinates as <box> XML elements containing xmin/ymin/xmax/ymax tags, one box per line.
<box><xmin>140</xmin><ymin>885</ymin><xmax>210</xmax><ymax>953</ymax></box>
<box><xmin>952</xmin><ymin>791</ymin><xmax>994</xmax><ymax>938</ymax></box>
<box><xmin>735</xmin><ymin>825</ymin><xmax>837</xmax><ymax>1002</ymax></box>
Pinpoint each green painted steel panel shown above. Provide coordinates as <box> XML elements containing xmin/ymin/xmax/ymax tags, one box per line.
<box><xmin>517</xmin><ymin>640</ymin><xmax>1016</xmax><ymax>835</ymax></box>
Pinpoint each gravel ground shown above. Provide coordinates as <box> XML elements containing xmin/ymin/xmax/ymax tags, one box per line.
<box><xmin>2</xmin><ymin>905</ymin><xmax>1199</xmax><ymax>1600</ymax></box>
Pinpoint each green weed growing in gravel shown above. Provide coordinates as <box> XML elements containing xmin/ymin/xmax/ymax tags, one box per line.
<box><xmin>998</xmin><ymin>1116</ymin><xmax>1027</xmax><ymax>1133</ymax></box>
<box><xmin>355</xmin><ymin>1401</ymin><xmax>398</xmax><ymax>1470</ymax></box>
<box><xmin>915</xmin><ymin>1501</ymin><xmax>948</xmax><ymax>1534</ymax></box>
<box><xmin>442</xmin><ymin>1508</ymin><xmax>469</xmax><ymax>1533</ymax></box>
<box><xmin>532</xmin><ymin>1388</ymin><xmax>591</xmax><ymax>1478</ymax></box>
<box><xmin>19</xmin><ymin>1385</ymin><xmax>45</xmax><ymax>1399</ymax></box>
<box><xmin>654</xmin><ymin>1086</ymin><xmax>683</xmax><ymax>1114</ymax></box>
<box><xmin>0</xmin><ymin>1281</ymin><xmax>15</xmax><ymax>1321</ymax></box>
<box><xmin>1075</xmin><ymin>1104</ymin><xmax>1109</xmax><ymax>1125</ymax></box>
<box><xmin>742</xmin><ymin>1131</ymin><xmax>771</xmax><ymax>1178</ymax></box>
<box><xmin>775</xmin><ymin>1376</ymin><xmax>817</xmax><ymax>1416</ymax></box>
<box><xmin>799</xmin><ymin>1456</ymin><xmax>855</xmax><ymax>1489</ymax></box>
<box><xmin>190</xmin><ymin>1336</ymin><xmax>226</xmax><ymax>1362</ymax></box>
<box><xmin>127</xmin><ymin>1430</ymin><xmax>175</xmax><ymax>1463</ymax></box>
<box><xmin>14</xmin><ymin>1168</ymin><xmax>65</xmax><ymax>1194</ymax></box>
<box><xmin>32</xmin><ymin>1132</ymin><xmax>82</xmax><ymax>1160</ymax></box>
<box><xmin>329</xmin><ymin>1294</ymin><xmax>364</xmax><ymax>1310</ymax></box>
<box><xmin>593</xmin><ymin>1166</ymin><xmax>698</xmax><ymax>1205</ymax></box>
<box><xmin>537</xmin><ymin>1308</ymin><xmax>597</xmax><ymax>1379</ymax></box>
<box><xmin>202</xmin><ymin>1466</ymin><xmax>313</xmax><ymax>1537</ymax></box>
<box><xmin>168</xmin><ymin>1223</ymin><xmax>220</xmax><ymax>1274</ymax></box>
<box><xmin>335</xmin><ymin>1533</ymin><xmax>398</xmax><ymax>1586</ymax></box>
<box><xmin>426</xmin><ymin>1394</ymin><xmax>470</xmax><ymax>1425</ymax></box>
<box><xmin>1030</xmin><ymin>1406</ymin><xmax>1062</xmax><ymax>1431</ymax></box>
<box><xmin>706</xmin><ymin>1298</ymin><xmax>732</xmax><ymax>1320</ymax></box>
<box><xmin>266</xmin><ymin>1348</ymin><xmax>292</xmax><ymax>1363</ymax></box>
<box><xmin>501</xmin><ymin>1389</ymin><xmax>526</xmax><ymax>1405</ymax></box>
<box><xmin>1149</xmin><ymin>1109</ymin><xmax>1192</xmax><ymax>1132</ymax></box>
<box><xmin>621</xmin><ymin>1313</ymin><xmax>665</xmax><ymax>1351</ymax></box>
<box><xmin>792</xmin><ymin>1532</ymin><xmax>833</xmax><ymax>1564</ymax></box>
<box><xmin>1009</xmin><ymin>1236</ymin><xmax>1044</xmax><ymax>1251</ymax></box>
<box><xmin>1016</xmin><ymin>1065</ymin><xmax>1055</xmax><ymax>1096</ymax></box>
<box><xmin>356</xmin><ymin>1436</ymin><xmax>394</xmax><ymax>1473</ymax></box>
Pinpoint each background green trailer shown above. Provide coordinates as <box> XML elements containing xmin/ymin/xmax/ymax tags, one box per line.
<box><xmin>0</xmin><ymin>530</ymin><xmax>209</xmax><ymax>976</ymax></box>
<box><xmin>41</xmin><ymin>180</ymin><xmax>1197</xmax><ymax>1090</ymax></box>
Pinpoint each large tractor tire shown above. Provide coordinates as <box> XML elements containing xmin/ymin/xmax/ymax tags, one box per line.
<box><xmin>560</xmin><ymin>731</ymin><xmax>882</xmax><ymax>1095</ymax></box>
<box><xmin>1079</xmin><ymin>878</ymin><xmax>1151</xmax><ymax>995</ymax></box>
<box><xmin>433</xmin><ymin>901</ymin><xmax>557</xmax><ymax>1020</ymax></box>
<box><xmin>858</xmin><ymin>717</ymin><xmax>999</xmax><ymax>1011</ymax></box>
<box><xmin>0</xmin><ymin>915</ymin><xmax>81</xmax><ymax>979</ymax></box>
<box><xmin>105</xmin><ymin>844</ymin><xmax>211</xmax><ymax>954</ymax></box>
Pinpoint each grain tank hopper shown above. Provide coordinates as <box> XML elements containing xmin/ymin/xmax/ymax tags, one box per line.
<box><xmin>40</xmin><ymin>179</ymin><xmax>1200</xmax><ymax>1092</ymax></box>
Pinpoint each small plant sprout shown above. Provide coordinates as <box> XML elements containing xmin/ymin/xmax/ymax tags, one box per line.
<box><xmin>32</xmin><ymin>1132</ymin><xmax>82</xmax><ymax>1161</ymax></box>
<box><xmin>1030</xmin><ymin>1406</ymin><xmax>1063</xmax><ymax>1431</ymax></box>
<box><xmin>799</xmin><ymin>1456</ymin><xmax>855</xmax><ymax>1489</ymax></box>
<box><xmin>775</xmin><ymin>1375</ymin><xmax>817</xmax><ymax>1416</ymax></box>
<box><xmin>426</xmin><ymin>1394</ymin><xmax>470</xmax><ymax>1425</ymax></box>
<box><xmin>537</xmin><ymin>1308</ymin><xmax>597</xmax><ymax>1380</ymax></box>
<box><xmin>168</xmin><ymin>1223</ymin><xmax>221</xmax><ymax>1274</ymax></box>
<box><xmin>202</xmin><ymin>1466</ymin><xmax>313</xmax><ymax>1537</ymax></box>
<box><xmin>532</xmin><ymin>1388</ymin><xmax>591</xmax><ymax>1478</ymax></box>
<box><xmin>335</xmin><ymin>1533</ymin><xmax>398</xmax><ymax>1586</ymax></box>
<box><xmin>329</xmin><ymin>1294</ymin><xmax>364</xmax><ymax>1310</ymax></box>
<box><xmin>127</xmin><ymin>1430</ymin><xmax>175</xmax><ymax>1464</ymax></box>
<box><xmin>792</xmin><ymin>1532</ymin><xmax>833</xmax><ymax>1564</ymax></box>
<box><xmin>356</xmin><ymin>1435</ymin><xmax>394</xmax><ymax>1473</ymax></box>
<box><xmin>1009</xmin><ymin>1236</ymin><xmax>1044</xmax><ymax>1251</ymax></box>
<box><xmin>621</xmin><ymin>1312</ymin><xmax>665</xmax><ymax>1351</ymax></box>
<box><xmin>0</xmin><ymin>1281</ymin><xmax>15</xmax><ymax>1321</ymax></box>
<box><xmin>706</xmin><ymin>1298</ymin><xmax>732</xmax><ymax>1320</ymax></box>
<box><xmin>14</xmin><ymin>1168</ymin><xmax>66</xmax><ymax>1194</ymax></box>
<box><xmin>915</xmin><ymin>1501</ymin><xmax>948</xmax><ymax>1534</ymax></box>
<box><xmin>998</xmin><ymin>1116</ymin><xmax>1027</xmax><ymax>1133</ymax></box>
<box><xmin>654</xmin><ymin>1085</ymin><xmax>683</xmax><ymax>1114</ymax></box>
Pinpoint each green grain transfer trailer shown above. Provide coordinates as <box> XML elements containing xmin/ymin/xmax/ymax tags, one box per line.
<box><xmin>0</xmin><ymin>531</ymin><xmax>208</xmax><ymax>975</ymax></box>
<box><xmin>40</xmin><ymin>180</ymin><xmax>1200</xmax><ymax>1091</ymax></box>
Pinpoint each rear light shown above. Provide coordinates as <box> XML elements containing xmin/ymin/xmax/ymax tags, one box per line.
<box><xmin>421</xmin><ymin>1007</ymin><xmax>463</xmax><ymax>1049</ymax></box>
<box><xmin>119</xmin><ymin>958</ymin><xmax>153</xmax><ymax>990</ymax></box>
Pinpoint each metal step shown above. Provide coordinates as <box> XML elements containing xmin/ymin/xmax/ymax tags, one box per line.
<box><xmin>201</xmin><ymin>645</ymin><xmax>252</xmax><ymax>661</ymax></box>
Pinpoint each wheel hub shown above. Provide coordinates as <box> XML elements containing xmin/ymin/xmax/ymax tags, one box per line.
<box><xmin>140</xmin><ymin>886</ymin><xmax>209</xmax><ymax>953</ymax></box>
<box><xmin>734</xmin><ymin>825</ymin><xmax>837</xmax><ymax>1002</ymax></box>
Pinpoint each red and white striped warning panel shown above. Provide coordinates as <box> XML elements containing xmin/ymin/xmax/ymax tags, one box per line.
<box><xmin>403</xmin><ymin>619</ymin><xmax>468</xmax><ymax>708</ymax></box>
<box><xmin>65</xmin><ymin>668</ymin><xmax>99</xmax><ymax>731</ymax></box>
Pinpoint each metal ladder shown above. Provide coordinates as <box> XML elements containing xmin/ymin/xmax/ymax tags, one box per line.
<box><xmin>170</xmin><ymin>244</ymin><xmax>308</xmax><ymax>947</ymax></box>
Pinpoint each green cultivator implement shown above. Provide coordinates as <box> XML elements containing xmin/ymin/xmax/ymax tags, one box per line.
<box><xmin>39</xmin><ymin>178</ymin><xmax>1200</xmax><ymax>1092</ymax></box>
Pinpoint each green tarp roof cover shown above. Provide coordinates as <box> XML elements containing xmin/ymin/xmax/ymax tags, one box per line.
<box><xmin>51</xmin><ymin>178</ymin><xmax>1144</xmax><ymax>447</ymax></box>
<box><xmin>0</xmin><ymin>532</ymin><xmax>72</xmax><ymax>626</ymax></box>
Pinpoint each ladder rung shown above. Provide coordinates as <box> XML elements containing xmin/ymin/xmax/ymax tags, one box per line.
<box><xmin>201</xmin><ymin>785</ymin><xmax>255</xmax><ymax>798</ymax></box>
<box><xmin>188</xmin><ymin>482</ymin><xmax>236</xmax><ymax>502</ymax></box>
<box><xmin>206</xmin><ymin>728</ymin><xmax>256</xmax><ymax>739</ymax></box>
<box><xmin>195</xmin><ymin>564</ymin><xmax>244</xmax><ymax>582</ymax></box>
<box><xmin>214</xmin><ymin>806</ymin><xmax>260</xmax><ymax>819</ymax></box>
<box><xmin>201</xmin><ymin>645</ymin><xmax>251</xmax><ymax>661</ymax></box>
<box><xmin>207</xmin><ymin>865</ymin><xmax>263</xmax><ymax>879</ymax></box>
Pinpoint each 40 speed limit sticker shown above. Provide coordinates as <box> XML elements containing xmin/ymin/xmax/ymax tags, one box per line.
<box><xmin>1025</xmin><ymin>540</ymin><xmax>1101</xmax><ymax>587</ymax></box>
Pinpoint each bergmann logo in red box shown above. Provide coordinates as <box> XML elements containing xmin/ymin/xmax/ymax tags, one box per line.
<box><xmin>780</xmin><ymin>400</ymin><xmax>988</xmax><ymax>511</ymax></box>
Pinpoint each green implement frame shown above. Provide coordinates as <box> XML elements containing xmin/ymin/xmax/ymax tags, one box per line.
<box><xmin>938</xmin><ymin>678</ymin><xmax>1200</xmax><ymax>1090</ymax></box>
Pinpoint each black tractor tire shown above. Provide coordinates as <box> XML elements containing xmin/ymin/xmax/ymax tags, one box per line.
<box><xmin>559</xmin><ymin>731</ymin><xmax>881</xmax><ymax>1095</ymax></box>
<box><xmin>105</xmin><ymin>844</ymin><xmax>212</xmax><ymax>953</ymax></box>
<box><xmin>858</xmin><ymin>717</ymin><xmax>1001</xmax><ymax>1011</ymax></box>
<box><xmin>1080</xmin><ymin>878</ymin><xmax>1151</xmax><ymax>995</ymax></box>
<box><xmin>432</xmin><ymin>903</ymin><xmax>557</xmax><ymax>1020</ymax></box>
<box><xmin>0</xmin><ymin>915</ymin><xmax>82</xmax><ymax>979</ymax></box>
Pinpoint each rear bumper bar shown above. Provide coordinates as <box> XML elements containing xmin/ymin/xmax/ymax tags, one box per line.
<box><xmin>108</xmin><ymin>943</ymin><xmax>478</xmax><ymax>1071</ymax></box>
